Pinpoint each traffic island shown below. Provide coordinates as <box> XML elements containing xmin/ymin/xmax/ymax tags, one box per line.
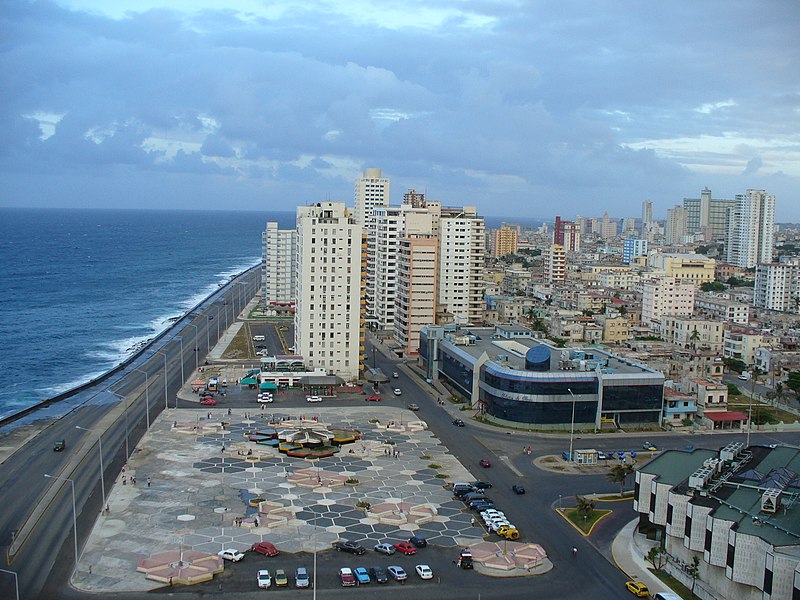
<box><xmin>556</xmin><ymin>507</ymin><xmax>613</xmax><ymax>536</ymax></box>
<box><xmin>466</xmin><ymin>541</ymin><xmax>552</xmax><ymax>575</ymax></box>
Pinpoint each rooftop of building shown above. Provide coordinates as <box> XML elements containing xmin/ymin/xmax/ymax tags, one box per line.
<box><xmin>643</xmin><ymin>445</ymin><xmax>800</xmax><ymax>548</ymax></box>
<box><xmin>429</xmin><ymin>325</ymin><xmax>659</xmax><ymax>377</ymax></box>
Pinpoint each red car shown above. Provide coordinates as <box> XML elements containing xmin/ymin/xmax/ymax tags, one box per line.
<box><xmin>200</xmin><ymin>398</ymin><xmax>217</xmax><ymax>406</ymax></box>
<box><xmin>251</xmin><ymin>542</ymin><xmax>279</xmax><ymax>556</ymax></box>
<box><xmin>479</xmin><ymin>459</ymin><xmax>491</xmax><ymax>468</ymax></box>
<box><xmin>365</xmin><ymin>396</ymin><xmax>382</xmax><ymax>402</ymax></box>
<box><xmin>393</xmin><ymin>541</ymin><xmax>417</xmax><ymax>555</ymax></box>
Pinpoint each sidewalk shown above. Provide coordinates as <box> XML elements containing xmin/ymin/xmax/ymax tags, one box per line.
<box><xmin>611</xmin><ymin>518</ymin><xmax>670</xmax><ymax>595</ymax></box>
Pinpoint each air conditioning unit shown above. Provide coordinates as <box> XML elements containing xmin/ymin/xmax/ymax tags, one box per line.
<box><xmin>761</xmin><ymin>489</ymin><xmax>781</xmax><ymax>514</ymax></box>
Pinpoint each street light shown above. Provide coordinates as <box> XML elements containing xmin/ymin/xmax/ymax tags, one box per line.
<box><xmin>75</xmin><ymin>425</ymin><xmax>106</xmax><ymax>510</ymax></box>
<box><xmin>175</xmin><ymin>336</ymin><xmax>185</xmax><ymax>387</ymax></box>
<box><xmin>188</xmin><ymin>324</ymin><xmax>199</xmax><ymax>372</ymax></box>
<box><xmin>747</xmin><ymin>366</ymin><xmax>760</xmax><ymax>447</ymax></box>
<box><xmin>108</xmin><ymin>390</ymin><xmax>130</xmax><ymax>458</ymax></box>
<box><xmin>133</xmin><ymin>368</ymin><xmax>150</xmax><ymax>430</ymax></box>
<box><xmin>206</xmin><ymin>315</ymin><xmax>211</xmax><ymax>350</ymax></box>
<box><xmin>44</xmin><ymin>474</ymin><xmax>78</xmax><ymax>572</ymax></box>
<box><xmin>0</xmin><ymin>568</ymin><xmax>19</xmax><ymax>600</ymax></box>
<box><xmin>567</xmin><ymin>388</ymin><xmax>577</xmax><ymax>464</ymax></box>
<box><xmin>154</xmin><ymin>351</ymin><xmax>169</xmax><ymax>410</ymax></box>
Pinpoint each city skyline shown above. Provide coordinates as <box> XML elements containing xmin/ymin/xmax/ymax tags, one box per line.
<box><xmin>2</xmin><ymin>1</ymin><xmax>798</xmax><ymax>219</ymax></box>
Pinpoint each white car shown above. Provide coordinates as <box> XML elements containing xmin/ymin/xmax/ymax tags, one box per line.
<box><xmin>489</xmin><ymin>520</ymin><xmax>512</xmax><ymax>532</ymax></box>
<box><xmin>481</xmin><ymin>509</ymin><xmax>504</xmax><ymax>518</ymax></box>
<box><xmin>306</xmin><ymin>396</ymin><xmax>323</xmax><ymax>403</ymax></box>
<box><xmin>257</xmin><ymin>569</ymin><xmax>272</xmax><ymax>588</ymax></box>
<box><xmin>257</xmin><ymin>394</ymin><xmax>273</xmax><ymax>404</ymax></box>
<box><xmin>393</xmin><ymin>388</ymin><xmax>402</xmax><ymax>396</ymax></box>
<box><xmin>218</xmin><ymin>548</ymin><xmax>245</xmax><ymax>562</ymax></box>
<box><xmin>415</xmin><ymin>564</ymin><xmax>433</xmax><ymax>580</ymax></box>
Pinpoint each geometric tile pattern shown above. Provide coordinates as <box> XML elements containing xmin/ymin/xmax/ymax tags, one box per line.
<box><xmin>74</xmin><ymin>407</ymin><xmax>487</xmax><ymax>592</ymax></box>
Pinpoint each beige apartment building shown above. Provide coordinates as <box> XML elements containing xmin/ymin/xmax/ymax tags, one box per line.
<box><xmin>493</xmin><ymin>224</ymin><xmax>518</xmax><ymax>257</ymax></box>
<box><xmin>641</xmin><ymin>277</ymin><xmax>696</xmax><ymax>331</ymax></box>
<box><xmin>659</xmin><ymin>317</ymin><xmax>723</xmax><ymax>353</ymax></box>
<box><xmin>437</xmin><ymin>207</ymin><xmax>485</xmax><ymax>324</ymax></box>
<box><xmin>544</xmin><ymin>244</ymin><xmax>566</xmax><ymax>283</ymax></box>
<box><xmin>394</xmin><ymin>236</ymin><xmax>438</xmax><ymax>357</ymax></box>
<box><xmin>646</xmin><ymin>252</ymin><xmax>716</xmax><ymax>284</ymax></box>
<box><xmin>594</xmin><ymin>314</ymin><xmax>631</xmax><ymax>344</ymax></box>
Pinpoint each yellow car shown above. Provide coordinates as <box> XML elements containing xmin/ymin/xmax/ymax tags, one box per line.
<box><xmin>625</xmin><ymin>580</ymin><xmax>650</xmax><ymax>597</ymax></box>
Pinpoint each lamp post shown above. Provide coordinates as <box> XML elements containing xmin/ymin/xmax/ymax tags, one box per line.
<box><xmin>188</xmin><ymin>324</ymin><xmax>199</xmax><ymax>372</ymax></box>
<box><xmin>175</xmin><ymin>336</ymin><xmax>185</xmax><ymax>388</ymax></box>
<box><xmin>0</xmin><ymin>568</ymin><xmax>19</xmax><ymax>600</ymax></box>
<box><xmin>133</xmin><ymin>368</ymin><xmax>150</xmax><ymax>430</ymax></box>
<box><xmin>747</xmin><ymin>366</ymin><xmax>760</xmax><ymax>447</ymax></box>
<box><xmin>154</xmin><ymin>351</ymin><xmax>169</xmax><ymax>410</ymax></box>
<box><xmin>206</xmin><ymin>315</ymin><xmax>211</xmax><ymax>350</ymax></box>
<box><xmin>75</xmin><ymin>425</ymin><xmax>105</xmax><ymax>510</ymax></box>
<box><xmin>44</xmin><ymin>474</ymin><xmax>78</xmax><ymax>572</ymax></box>
<box><xmin>567</xmin><ymin>388</ymin><xmax>577</xmax><ymax>463</ymax></box>
<box><xmin>108</xmin><ymin>390</ymin><xmax>130</xmax><ymax>458</ymax></box>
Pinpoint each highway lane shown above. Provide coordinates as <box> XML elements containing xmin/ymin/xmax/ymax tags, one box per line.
<box><xmin>0</xmin><ymin>269</ymin><xmax>260</xmax><ymax>599</ymax></box>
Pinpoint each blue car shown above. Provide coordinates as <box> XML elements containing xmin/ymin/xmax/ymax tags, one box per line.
<box><xmin>354</xmin><ymin>567</ymin><xmax>371</xmax><ymax>584</ymax></box>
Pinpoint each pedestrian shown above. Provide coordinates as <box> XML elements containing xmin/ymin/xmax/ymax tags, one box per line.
<box><xmin>131</xmin><ymin>476</ymin><xmax>136</xmax><ymax>485</ymax></box>
<box><xmin>88</xmin><ymin>565</ymin><xmax>92</xmax><ymax>576</ymax></box>
<box><xmin>221</xmin><ymin>444</ymin><xmax>225</xmax><ymax>452</ymax></box>
<box><xmin>122</xmin><ymin>476</ymin><xmax>127</xmax><ymax>486</ymax></box>
<box><xmin>121</xmin><ymin>465</ymin><xmax>126</xmax><ymax>474</ymax></box>
<box><xmin>105</xmin><ymin>503</ymin><xmax>110</xmax><ymax>513</ymax></box>
<box><xmin>147</xmin><ymin>477</ymin><xmax>151</xmax><ymax>487</ymax></box>
<box><xmin>227</xmin><ymin>408</ymin><xmax>232</xmax><ymax>416</ymax></box>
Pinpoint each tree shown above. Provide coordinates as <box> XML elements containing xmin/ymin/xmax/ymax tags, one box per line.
<box><xmin>687</xmin><ymin>555</ymin><xmax>700</xmax><ymax>596</ymax></box>
<box><xmin>689</xmin><ymin>327</ymin><xmax>700</xmax><ymax>350</ymax></box>
<box><xmin>787</xmin><ymin>371</ymin><xmax>800</xmax><ymax>397</ymax></box>
<box><xmin>700</xmin><ymin>281</ymin><xmax>725</xmax><ymax>292</ymax></box>
<box><xmin>645</xmin><ymin>546</ymin><xmax>667</xmax><ymax>571</ymax></box>
<box><xmin>574</xmin><ymin>495</ymin><xmax>595</xmax><ymax>520</ymax></box>
<box><xmin>607</xmin><ymin>463</ymin><xmax>635</xmax><ymax>497</ymax></box>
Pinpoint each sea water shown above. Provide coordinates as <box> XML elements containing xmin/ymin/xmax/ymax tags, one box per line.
<box><xmin>0</xmin><ymin>207</ymin><xmax>294</xmax><ymax>419</ymax></box>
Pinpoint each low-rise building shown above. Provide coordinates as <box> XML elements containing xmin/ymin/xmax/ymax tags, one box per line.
<box><xmin>642</xmin><ymin>278</ymin><xmax>696</xmax><ymax>331</ymax></box>
<box><xmin>695</xmin><ymin>295</ymin><xmax>750</xmax><ymax>324</ymax></box>
<box><xmin>635</xmin><ymin>444</ymin><xmax>800</xmax><ymax>600</ymax></box>
<box><xmin>724</xmin><ymin>326</ymin><xmax>767</xmax><ymax>365</ymax></box>
<box><xmin>662</xmin><ymin>386</ymin><xmax>697</xmax><ymax>425</ymax></box>
<box><xmin>659</xmin><ymin>317</ymin><xmax>723</xmax><ymax>353</ymax></box>
<box><xmin>594</xmin><ymin>314</ymin><xmax>632</xmax><ymax>344</ymax></box>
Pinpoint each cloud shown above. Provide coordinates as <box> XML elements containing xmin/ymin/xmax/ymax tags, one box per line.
<box><xmin>1</xmin><ymin>0</ymin><xmax>798</xmax><ymax>220</ymax></box>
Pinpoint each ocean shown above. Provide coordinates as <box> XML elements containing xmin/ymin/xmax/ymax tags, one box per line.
<box><xmin>0</xmin><ymin>207</ymin><xmax>295</xmax><ymax>420</ymax></box>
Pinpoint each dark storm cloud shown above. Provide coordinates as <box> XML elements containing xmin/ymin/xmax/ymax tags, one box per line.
<box><xmin>0</xmin><ymin>0</ymin><xmax>798</xmax><ymax>219</ymax></box>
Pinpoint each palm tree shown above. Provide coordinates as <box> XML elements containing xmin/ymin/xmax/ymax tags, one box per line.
<box><xmin>689</xmin><ymin>327</ymin><xmax>700</xmax><ymax>351</ymax></box>
<box><xmin>607</xmin><ymin>463</ymin><xmax>635</xmax><ymax>497</ymax></box>
<box><xmin>574</xmin><ymin>495</ymin><xmax>595</xmax><ymax>520</ymax></box>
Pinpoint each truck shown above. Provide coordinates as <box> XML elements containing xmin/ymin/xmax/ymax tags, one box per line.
<box><xmin>457</xmin><ymin>550</ymin><xmax>473</xmax><ymax>569</ymax></box>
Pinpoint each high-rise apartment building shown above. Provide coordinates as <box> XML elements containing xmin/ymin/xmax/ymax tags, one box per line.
<box><xmin>665</xmin><ymin>205</ymin><xmax>686</xmax><ymax>244</ymax></box>
<box><xmin>403</xmin><ymin>188</ymin><xmax>426</xmax><ymax>208</ymax></box>
<box><xmin>725</xmin><ymin>189</ymin><xmax>775</xmax><ymax>269</ymax></box>
<box><xmin>394</xmin><ymin>236</ymin><xmax>438</xmax><ymax>356</ymax></box>
<box><xmin>754</xmin><ymin>260</ymin><xmax>800</xmax><ymax>313</ymax></box>
<box><xmin>682</xmin><ymin>187</ymin><xmax>736</xmax><ymax>241</ymax></box>
<box><xmin>641</xmin><ymin>277</ymin><xmax>695</xmax><ymax>331</ymax></box>
<box><xmin>294</xmin><ymin>202</ymin><xmax>362</xmax><ymax>381</ymax></box>
<box><xmin>493</xmin><ymin>224</ymin><xmax>518</xmax><ymax>257</ymax></box>
<box><xmin>353</xmin><ymin>167</ymin><xmax>390</xmax><ymax>225</ymax></box>
<box><xmin>642</xmin><ymin>200</ymin><xmax>653</xmax><ymax>226</ymax></box>
<box><xmin>543</xmin><ymin>244</ymin><xmax>566</xmax><ymax>283</ymax></box>
<box><xmin>623</xmin><ymin>238</ymin><xmax>648</xmax><ymax>265</ymax></box>
<box><xmin>262</xmin><ymin>222</ymin><xmax>296</xmax><ymax>304</ymax></box>
<box><xmin>599</xmin><ymin>212</ymin><xmax>618</xmax><ymax>239</ymax></box>
<box><xmin>554</xmin><ymin>216</ymin><xmax>581</xmax><ymax>252</ymax></box>
<box><xmin>437</xmin><ymin>207</ymin><xmax>485</xmax><ymax>324</ymax></box>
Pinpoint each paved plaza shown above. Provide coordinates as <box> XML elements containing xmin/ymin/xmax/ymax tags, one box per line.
<box><xmin>73</xmin><ymin>406</ymin><xmax>494</xmax><ymax>592</ymax></box>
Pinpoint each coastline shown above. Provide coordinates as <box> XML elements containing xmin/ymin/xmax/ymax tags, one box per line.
<box><xmin>0</xmin><ymin>262</ymin><xmax>260</xmax><ymax>428</ymax></box>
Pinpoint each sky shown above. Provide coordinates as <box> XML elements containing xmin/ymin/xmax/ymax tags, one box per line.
<box><xmin>1</xmin><ymin>1</ymin><xmax>799</xmax><ymax>221</ymax></box>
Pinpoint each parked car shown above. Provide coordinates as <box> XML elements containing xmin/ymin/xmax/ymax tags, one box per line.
<box><xmin>365</xmin><ymin>395</ymin><xmax>382</xmax><ymax>402</ymax></box>
<box><xmin>393</xmin><ymin>388</ymin><xmax>402</xmax><ymax>396</ymax></box>
<box><xmin>306</xmin><ymin>396</ymin><xmax>323</xmax><ymax>403</ymax></box>
<box><xmin>251</xmin><ymin>542</ymin><xmax>278</xmax><ymax>556</ymax></box>
<box><xmin>597</xmin><ymin>451</ymin><xmax>609</xmax><ymax>460</ymax></box>
<box><xmin>274</xmin><ymin>569</ymin><xmax>288</xmax><ymax>587</ymax></box>
<box><xmin>642</xmin><ymin>442</ymin><xmax>657</xmax><ymax>451</ymax></box>
<box><xmin>469</xmin><ymin>500</ymin><xmax>496</xmax><ymax>510</ymax></box>
<box><xmin>257</xmin><ymin>569</ymin><xmax>272</xmax><ymax>589</ymax></box>
<box><xmin>393</xmin><ymin>541</ymin><xmax>417</xmax><ymax>555</ymax></box>
<box><xmin>218</xmin><ymin>549</ymin><xmax>245</xmax><ymax>562</ymax></box>
<box><xmin>512</xmin><ymin>484</ymin><xmax>526</xmax><ymax>494</ymax></box>
<box><xmin>374</xmin><ymin>542</ymin><xmax>396</xmax><ymax>555</ymax></box>
<box><xmin>408</xmin><ymin>535</ymin><xmax>427</xmax><ymax>548</ymax></box>
<box><xmin>338</xmin><ymin>567</ymin><xmax>357</xmax><ymax>587</ymax></box>
<box><xmin>479</xmin><ymin>459</ymin><xmax>492</xmax><ymax>468</ymax></box>
<box><xmin>200</xmin><ymin>398</ymin><xmax>217</xmax><ymax>406</ymax></box>
<box><xmin>387</xmin><ymin>565</ymin><xmax>407</xmax><ymax>582</ymax></box>
<box><xmin>452</xmin><ymin>418</ymin><xmax>465</xmax><ymax>427</ymax></box>
<box><xmin>369</xmin><ymin>566</ymin><xmax>389</xmax><ymax>583</ymax></box>
<box><xmin>295</xmin><ymin>567</ymin><xmax>310</xmax><ymax>588</ymax></box>
<box><xmin>53</xmin><ymin>439</ymin><xmax>65</xmax><ymax>452</ymax></box>
<box><xmin>473</xmin><ymin>481</ymin><xmax>492</xmax><ymax>489</ymax></box>
<box><xmin>457</xmin><ymin>550</ymin><xmax>473</xmax><ymax>569</ymax></box>
<box><xmin>415</xmin><ymin>564</ymin><xmax>433</xmax><ymax>580</ymax></box>
<box><xmin>354</xmin><ymin>567</ymin><xmax>371</xmax><ymax>584</ymax></box>
<box><xmin>392</xmin><ymin>372</ymin><xmax>399</xmax><ymax>378</ymax></box>
<box><xmin>333</xmin><ymin>540</ymin><xmax>366</xmax><ymax>555</ymax></box>
<box><xmin>625</xmin><ymin>581</ymin><xmax>650</xmax><ymax>597</ymax></box>
<box><xmin>408</xmin><ymin>403</ymin><xmax>419</xmax><ymax>411</ymax></box>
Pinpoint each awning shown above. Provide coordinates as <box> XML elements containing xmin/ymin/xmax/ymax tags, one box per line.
<box><xmin>191</xmin><ymin>379</ymin><xmax>205</xmax><ymax>386</ymax></box>
<box><xmin>299</xmin><ymin>375</ymin><xmax>344</xmax><ymax>386</ymax></box>
<box><xmin>705</xmin><ymin>411</ymin><xmax>748</xmax><ymax>422</ymax></box>
<box><xmin>259</xmin><ymin>381</ymin><xmax>278</xmax><ymax>391</ymax></box>
<box><xmin>366</xmin><ymin>369</ymin><xmax>389</xmax><ymax>384</ymax></box>
<box><xmin>240</xmin><ymin>377</ymin><xmax>258</xmax><ymax>386</ymax></box>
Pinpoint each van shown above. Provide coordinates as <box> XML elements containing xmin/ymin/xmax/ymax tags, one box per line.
<box><xmin>654</xmin><ymin>593</ymin><xmax>682</xmax><ymax>600</ymax></box>
<box><xmin>253</xmin><ymin>335</ymin><xmax>265</xmax><ymax>342</ymax></box>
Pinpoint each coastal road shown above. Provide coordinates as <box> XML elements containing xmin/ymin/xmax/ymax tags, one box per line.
<box><xmin>0</xmin><ymin>269</ymin><xmax>261</xmax><ymax>599</ymax></box>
